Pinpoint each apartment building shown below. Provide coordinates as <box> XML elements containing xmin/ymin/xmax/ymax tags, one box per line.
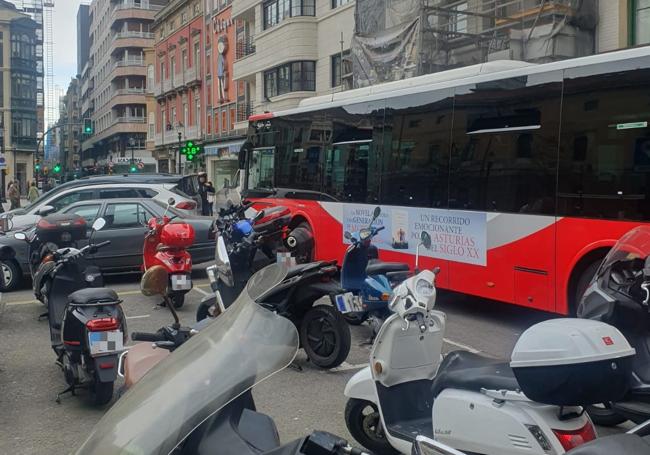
<box><xmin>59</xmin><ymin>77</ymin><xmax>82</xmax><ymax>174</ymax></box>
<box><xmin>231</xmin><ymin>0</ymin><xmax>355</xmax><ymax>127</ymax></box>
<box><xmin>0</xmin><ymin>1</ymin><xmax>38</xmax><ymax>194</ymax></box>
<box><xmin>79</xmin><ymin>0</ymin><xmax>167</xmax><ymax>175</ymax></box>
<box><xmin>152</xmin><ymin>0</ymin><xmax>204</xmax><ymax>174</ymax></box>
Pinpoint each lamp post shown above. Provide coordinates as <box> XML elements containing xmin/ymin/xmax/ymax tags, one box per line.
<box><xmin>12</xmin><ymin>145</ymin><xmax>17</xmax><ymax>190</ymax></box>
<box><xmin>128</xmin><ymin>137</ymin><xmax>135</xmax><ymax>172</ymax></box>
<box><xmin>0</xmin><ymin>125</ymin><xmax>4</xmax><ymax>201</ymax></box>
<box><xmin>176</xmin><ymin>123</ymin><xmax>183</xmax><ymax>175</ymax></box>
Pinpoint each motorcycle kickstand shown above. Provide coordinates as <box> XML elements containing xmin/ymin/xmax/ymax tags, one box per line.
<box><xmin>55</xmin><ymin>385</ymin><xmax>76</xmax><ymax>404</ymax></box>
<box><xmin>38</xmin><ymin>311</ymin><xmax>49</xmax><ymax>321</ymax></box>
<box><xmin>288</xmin><ymin>361</ymin><xmax>303</xmax><ymax>372</ymax></box>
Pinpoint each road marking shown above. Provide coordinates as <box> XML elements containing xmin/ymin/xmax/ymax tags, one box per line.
<box><xmin>126</xmin><ymin>314</ymin><xmax>150</xmax><ymax>320</ymax></box>
<box><xmin>192</xmin><ymin>287</ymin><xmax>210</xmax><ymax>297</ymax></box>
<box><xmin>5</xmin><ymin>288</ymin><xmax>147</xmax><ymax>306</ymax></box>
<box><xmin>443</xmin><ymin>337</ymin><xmax>481</xmax><ymax>354</ymax></box>
<box><xmin>328</xmin><ymin>361</ymin><xmax>366</xmax><ymax>372</ymax></box>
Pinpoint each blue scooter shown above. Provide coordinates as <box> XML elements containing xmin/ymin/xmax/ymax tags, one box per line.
<box><xmin>336</xmin><ymin>206</ymin><xmax>410</xmax><ymax>334</ymax></box>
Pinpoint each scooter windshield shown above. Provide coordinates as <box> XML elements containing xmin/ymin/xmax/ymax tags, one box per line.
<box><xmin>597</xmin><ymin>226</ymin><xmax>650</xmax><ymax>277</ymax></box>
<box><xmin>77</xmin><ymin>264</ymin><xmax>297</xmax><ymax>455</ymax></box>
<box><xmin>214</xmin><ymin>186</ymin><xmax>242</xmax><ymax>214</ymax></box>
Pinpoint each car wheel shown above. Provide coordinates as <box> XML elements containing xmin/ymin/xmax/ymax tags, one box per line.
<box><xmin>0</xmin><ymin>259</ymin><xmax>21</xmax><ymax>291</ymax></box>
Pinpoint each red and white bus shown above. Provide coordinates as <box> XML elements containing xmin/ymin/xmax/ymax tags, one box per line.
<box><xmin>240</xmin><ymin>45</ymin><xmax>650</xmax><ymax>315</ymax></box>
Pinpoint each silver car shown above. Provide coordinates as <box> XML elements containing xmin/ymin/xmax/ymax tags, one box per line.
<box><xmin>1</xmin><ymin>175</ymin><xmax>200</xmax><ymax>231</ymax></box>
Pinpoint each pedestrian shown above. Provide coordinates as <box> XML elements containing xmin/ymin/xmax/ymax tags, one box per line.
<box><xmin>197</xmin><ymin>172</ymin><xmax>214</xmax><ymax>216</ymax></box>
<box><xmin>8</xmin><ymin>180</ymin><xmax>20</xmax><ymax>210</ymax></box>
<box><xmin>27</xmin><ymin>181</ymin><xmax>39</xmax><ymax>203</ymax></box>
<box><xmin>206</xmin><ymin>181</ymin><xmax>215</xmax><ymax>217</ymax></box>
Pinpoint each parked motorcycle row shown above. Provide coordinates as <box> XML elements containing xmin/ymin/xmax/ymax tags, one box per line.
<box><xmin>11</xmin><ymin>187</ymin><xmax>650</xmax><ymax>454</ymax></box>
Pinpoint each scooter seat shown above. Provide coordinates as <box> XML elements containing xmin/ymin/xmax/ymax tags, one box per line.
<box><xmin>431</xmin><ymin>350</ymin><xmax>519</xmax><ymax>397</ymax></box>
<box><xmin>68</xmin><ymin>287</ymin><xmax>120</xmax><ymax>305</ymax></box>
<box><xmin>366</xmin><ymin>261</ymin><xmax>409</xmax><ymax>276</ymax></box>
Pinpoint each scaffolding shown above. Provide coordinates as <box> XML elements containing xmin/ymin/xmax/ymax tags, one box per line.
<box><xmin>351</xmin><ymin>0</ymin><xmax>598</xmax><ymax>87</ymax></box>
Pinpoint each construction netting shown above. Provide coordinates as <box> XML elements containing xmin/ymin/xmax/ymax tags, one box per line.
<box><xmin>351</xmin><ymin>0</ymin><xmax>598</xmax><ymax>88</ymax></box>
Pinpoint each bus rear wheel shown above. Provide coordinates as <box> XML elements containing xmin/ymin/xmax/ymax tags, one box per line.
<box><xmin>572</xmin><ymin>260</ymin><xmax>602</xmax><ymax>316</ymax></box>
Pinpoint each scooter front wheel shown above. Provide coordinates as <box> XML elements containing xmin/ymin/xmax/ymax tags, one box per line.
<box><xmin>300</xmin><ymin>305</ymin><xmax>350</xmax><ymax>369</ymax></box>
<box><xmin>344</xmin><ymin>398</ymin><xmax>398</xmax><ymax>455</ymax></box>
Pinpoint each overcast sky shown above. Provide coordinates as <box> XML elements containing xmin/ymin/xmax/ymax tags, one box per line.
<box><xmin>52</xmin><ymin>1</ymin><xmax>87</xmax><ymax>91</ymax></box>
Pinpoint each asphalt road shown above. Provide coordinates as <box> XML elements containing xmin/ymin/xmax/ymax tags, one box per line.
<box><xmin>0</xmin><ymin>272</ymin><xmax>631</xmax><ymax>455</ymax></box>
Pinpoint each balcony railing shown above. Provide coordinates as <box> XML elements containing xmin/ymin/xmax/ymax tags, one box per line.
<box><xmin>115</xmin><ymin>116</ymin><xmax>146</xmax><ymax>124</ymax></box>
<box><xmin>114</xmin><ymin>88</ymin><xmax>146</xmax><ymax>96</ymax></box>
<box><xmin>115</xmin><ymin>58</ymin><xmax>144</xmax><ymax>67</ymax></box>
<box><xmin>114</xmin><ymin>31</ymin><xmax>154</xmax><ymax>40</ymax></box>
<box><xmin>184</xmin><ymin>66</ymin><xmax>201</xmax><ymax>85</ymax></box>
<box><xmin>236</xmin><ymin>100</ymin><xmax>253</xmax><ymax>122</ymax></box>
<box><xmin>235</xmin><ymin>36</ymin><xmax>256</xmax><ymax>60</ymax></box>
<box><xmin>113</xmin><ymin>0</ymin><xmax>164</xmax><ymax>12</ymax></box>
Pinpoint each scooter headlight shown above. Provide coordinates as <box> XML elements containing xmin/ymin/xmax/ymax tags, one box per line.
<box><xmin>415</xmin><ymin>279</ymin><xmax>434</xmax><ymax>298</ymax></box>
<box><xmin>359</xmin><ymin>229</ymin><xmax>372</xmax><ymax>240</ymax></box>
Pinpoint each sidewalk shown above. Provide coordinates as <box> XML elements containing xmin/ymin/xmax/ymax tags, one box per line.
<box><xmin>1</xmin><ymin>198</ymin><xmax>30</xmax><ymax>213</ymax></box>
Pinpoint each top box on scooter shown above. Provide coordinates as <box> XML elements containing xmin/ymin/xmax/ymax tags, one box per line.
<box><xmin>36</xmin><ymin>213</ymin><xmax>88</xmax><ymax>244</ymax></box>
<box><xmin>253</xmin><ymin>206</ymin><xmax>291</xmax><ymax>235</ymax></box>
<box><xmin>160</xmin><ymin>223</ymin><xmax>195</xmax><ymax>248</ymax></box>
<box><xmin>510</xmin><ymin>319</ymin><xmax>635</xmax><ymax>406</ymax></box>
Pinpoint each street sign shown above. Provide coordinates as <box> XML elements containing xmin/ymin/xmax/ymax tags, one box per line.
<box><xmin>137</xmin><ymin>161</ymin><xmax>145</xmax><ymax>170</ymax></box>
<box><xmin>0</xmin><ymin>154</ymin><xmax>6</xmax><ymax>170</ymax></box>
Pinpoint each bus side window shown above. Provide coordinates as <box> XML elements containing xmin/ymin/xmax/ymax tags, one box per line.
<box><xmin>448</xmin><ymin>72</ymin><xmax>563</xmax><ymax>215</ymax></box>
<box><xmin>558</xmin><ymin>59</ymin><xmax>650</xmax><ymax>221</ymax></box>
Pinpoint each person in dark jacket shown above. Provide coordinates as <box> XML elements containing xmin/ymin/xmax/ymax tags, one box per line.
<box><xmin>198</xmin><ymin>172</ymin><xmax>215</xmax><ymax>216</ymax></box>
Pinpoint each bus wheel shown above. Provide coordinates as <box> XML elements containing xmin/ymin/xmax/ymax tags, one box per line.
<box><xmin>572</xmin><ymin>260</ymin><xmax>602</xmax><ymax>316</ymax></box>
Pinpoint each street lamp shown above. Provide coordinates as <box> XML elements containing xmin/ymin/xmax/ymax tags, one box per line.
<box><xmin>128</xmin><ymin>137</ymin><xmax>136</xmax><ymax>173</ymax></box>
<box><xmin>0</xmin><ymin>125</ymin><xmax>4</xmax><ymax>200</ymax></box>
<box><xmin>176</xmin><ymin>123</ymin><xmax>183</xmax><ymax>175</ymax></box>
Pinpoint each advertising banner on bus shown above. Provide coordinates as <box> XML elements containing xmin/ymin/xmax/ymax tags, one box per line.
<box><xmin>342</xmin><ymin>204</ymin><xmax>487</xmax><ymax>266</ymax></box>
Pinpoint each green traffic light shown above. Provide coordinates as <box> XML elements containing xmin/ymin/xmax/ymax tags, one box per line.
<box><xmin>130</xmin><ymin>165</ymin><xmax>137</xmax><ymax>172</ymax></box>
<box><xmin>53</xmin><ymin>164</ymin><xmax>61</xmax><ymax>173</ymax></box>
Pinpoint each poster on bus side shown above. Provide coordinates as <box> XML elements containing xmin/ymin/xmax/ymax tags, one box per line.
<box><xmin>341</xmin><ymin>204</ymin><xmax>487</xmax><ymax>266</ymax></box>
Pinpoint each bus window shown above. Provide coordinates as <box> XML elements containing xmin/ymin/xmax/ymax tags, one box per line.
<box><xmin>274</xmin><ymin>114</ymin><xmax>326</xmax><ymax>192</ymax></box>
<box><xmin>381</xmin><ymin>88</ymin><xmax>454</xmax><ymax>208</ymax></box>
<box><xmin>249</xmin><ymin>147</ymin><xmax>276</xmax><ymax>189</ymax></box>
<box><xmin>558</xmin><ymin>59</ymin><xmax>650</xmax><ymax>221</ymax></box>
<box><xmin>448</xmin><ymin>72</ymin><xmax>562</xmax><ymax>214</ymax></box>
<box><xmin>323</xmin><ymin>101</ymin><xmax>384</xmax><ymax>203</ymax></box>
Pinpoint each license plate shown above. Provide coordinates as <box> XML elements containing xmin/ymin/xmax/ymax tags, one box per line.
<box><xmin>276</xmin><ymin>252</ymin><xmax>296</xmax><ymax>267</ymax></box>
<box><xmin>88</xmin><ymin>330</ymin><xmax>123</xmax><ymax>357</ymax></box>
<box><xmin>171</xmin><ymin>274</ymin><xmax>192</xmax><ymax>290</ymax></box>
<box><xmin>334</xmin><ymin>292</ymin><xmax>363</xmax><ymax>314</ymax></box>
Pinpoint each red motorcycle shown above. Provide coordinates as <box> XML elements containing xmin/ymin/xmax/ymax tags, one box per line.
<box><xmin>142</xmin><ymin>199</ymin><xmax>195</xmax><ymax>308</ymax></box>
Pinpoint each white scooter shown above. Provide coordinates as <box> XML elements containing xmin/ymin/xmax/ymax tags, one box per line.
<box><xmin>344</xmin><ymin>232</ymin><xmax>636</xmax><ymax>455</ymax></box>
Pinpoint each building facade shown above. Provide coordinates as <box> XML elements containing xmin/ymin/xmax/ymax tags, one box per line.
<box><xmin>77</xmin><ymin>4</ymin><xmax>90</xmax><ymax>76</ymax></box>
<box><xmin>79</xmin><ymin>0</ymin><xmax>167</xmax><ymax>176</ymax></box>
<box><xmin>0</xmin><ymin>1</ymin><xmax>38</xmax><ymax>194</ymax></box>
<box><xmin>59</xmin><ymin>77</ymin><xmax>81</xmax><ymax>175</ymax></box>
<box><xmin>231</xmin><ymin>0</ymin><xmax>355</xmax><ymax>125</ymax></box>
<box><xmin>152</xmin><ymin>0</ymin><xmax>205</xmax><ymax>174</ymax></box>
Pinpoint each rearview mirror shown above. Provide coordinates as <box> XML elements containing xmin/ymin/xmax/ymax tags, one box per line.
<box><xmin>141</xmin><ymin>265</ymin><xmax>169</xmax><ymax>296</ymax></box>
<box><xmin>373</xmin><ymin>206</ymin><xmax>381</xmax><ymax>219</ymax></box>
<box><xmin>36</xmin><ymin>205</ymin><xmax>55</xmax><ymax>217</ymax></box>
<box><xmin>421</xmin><ymin>231</ymin><xmax>432</xmax><ymax>249</ymax></box>
<box><xmin>344</xmin><ymin>231</ymin><xmax>352</xmax><ymax>240</ymax></box>
<box><xmin>92</xmin><ymin>218</ymin><xmax>106</xmax><ymax>232</ymax></box>
<box><xmin>13</xmin><ymin>232</ymin><xmax>26</xmax><ymax>241</ymax></box>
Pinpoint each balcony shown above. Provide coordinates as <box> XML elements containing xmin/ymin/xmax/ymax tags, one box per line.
<box><xmin>111</xmin><ymin>88</ymin><xmax>146</xmax><ymax>107</ymax></box>
<box><xmin>232</xmin><ymin>0</ymin><xmax>257</xmax><ymax>18</ymax></box>
<box><xmin>154</xmin><ymin>124</ymin><xmax>201</xmax><ymax>147</ymax></box>
<box><xmin>184</xmin><ymin>66</ymin><xmax>201</xmax><ymax>86</ymax></box>
<box><xmin>235</xmin><ymin>36</ymin><xmax>256</xmax><ymax>60</ymax></box>
<box><xmin>113</xmin><ymin>31</ymin><xmax>154</xmax><ymax>51</ymax></box>
<box><xmin>114</xmin><ymin>31</ymin><xmax>154</xmax><ymax>40</ymax></box>
<box><xmin>115</xmin><ymin>57</ymin><xmax>144</xmax><ymax>67</ymax></box>
<box><xmin>111</xmin><ymin>60</ymin><xmax>147</xmax><ymax>80</ymax></box>
<box><xmin>115</xmin><ymin>116</ymin><xmax>146</xmax><ymax>124</ymax></box>
<box><xmin>111</xmin><ymin>1</ymin><xmax>162</xmax><ymax>24</ymax></box>
<box><xmin>236</xmin><ymin>100</ymin><xmax>253</xmax><ymax>123</ymax></box>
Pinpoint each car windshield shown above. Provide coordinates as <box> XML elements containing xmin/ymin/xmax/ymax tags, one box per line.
<box><xmin>77</xmin><ymin>264</ymin><xmax>297</xmax><ymax>455</ymax></box>
<box><xmin>597</xmin><ymin>226</ymin><xmax>650</xmax><ymax>277</ymax></box>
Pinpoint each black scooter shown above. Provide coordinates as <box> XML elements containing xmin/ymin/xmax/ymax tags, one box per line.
<box><xmin>198</xmin><ymin>228</ymin><xmax>351</xmax><ymax>369</ymax></box>
<box><xmin>578</xmin><ymin>225</ymin><xmax>650</xmax><ymax>425</ymax></box>
<box><xmin>15</xmin><ymin>217</ymin><xmax>126</xmax><ymax>406</ymax></box>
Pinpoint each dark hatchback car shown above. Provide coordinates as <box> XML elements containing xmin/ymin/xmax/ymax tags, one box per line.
<box><xmin>0</xmin><ymin>198</ymin><xmax>216</xmax><ymax>291</ymax></box>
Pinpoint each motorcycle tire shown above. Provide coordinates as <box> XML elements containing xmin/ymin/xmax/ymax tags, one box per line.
<box><xmin>585</xmin><ymin>403</ymin><xmax>627</xmax><ymax>426</ymax></box>
<box><xmin>90</xmin><ymin>379</ymin><xmax>114</xmax><ymax>406</ymax></box>
<box><xmin>196</xmin><ymin>301</ymin><xmax>212</xmax><ymax>322</ymax></box>
<box><xmin>171</xmin><ymin>292</ymin><xmax>185</xmax><ymax>309</ymax></box>
<box><xmin>343</xmin><ymin>312</ymin><xmax>366</xmax><ymax>326</ymax></box>
<box><xmin>344</xmin><ymin>398</ymin><xmax>398</xmax><ymax>455</ymax></box>
<box><xmin>300</xmin><ymin>305</ymin><xmax>351</xmax><ymax>369</ymax></box>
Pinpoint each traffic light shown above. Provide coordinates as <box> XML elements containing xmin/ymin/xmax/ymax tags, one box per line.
<box><xmin>180</xmin><ymin>141</ymin><xmax>203</xmax><ymax>161</ymax></box>
<box><xmin>53</xmin><ymin>163</ymin><xmax>61</xmax><ymax>174</ymax></box>
<box><xmin>130</xmin><ymin>164</ymin><xmax>137</xmax><ymax>173</ymax></box>
<box><xmin>83</xmin><ymin>118</ymin><xmax>93</xmax><ymax>134</ymax></box>
<box><xmin>35</xmin><ymin>159</ymin><xmax>41</xmax><ymax>171</ymax></box>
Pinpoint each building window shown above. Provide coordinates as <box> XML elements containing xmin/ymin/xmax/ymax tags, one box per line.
<box><xmin>450</xmin><ymin>2</ymin><xmax>468</xmax><ymax>34</ymax></box>
<box><xmin>331</xmin><ymin>50</ymin><xmax>350</xmax><ymax>87</ymax></box>
<box><xmin>331</xmin><ymin>0</ymin><xmax>350</xmax><ymax>8</ymax></box>
<box><xmin>634</xmin><ymin>0</ymin><xmax>650</xmax><ymax>45</ymax></box>
<box><xmin>181</xmin><ymin>11</ymin><xmax>188</xmax><ymax>24</ymax></box>
<box><xmin>264</xmin><ymin>61</ymin><xmax>315</xmax><ymax>98</ymax></box>
<box><xmin>182</xmin><ymin>49</ymin><xmax>188</xmax><ymax>69</ymax></box>
<box><xmin>263</xmin><ymin>0</ymin><xmax>315</xmax><ymax>30</ymax></box>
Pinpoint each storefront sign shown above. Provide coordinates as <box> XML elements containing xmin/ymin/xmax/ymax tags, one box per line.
<box><xmin>341</xmin><ymin>204</ymin><xmax>487</xmax><ymax>266</ymax></box>
<box><xmin>205</xmin><ymin>140</ymin><xmax>244</xmax><ymax>157</ymax></box>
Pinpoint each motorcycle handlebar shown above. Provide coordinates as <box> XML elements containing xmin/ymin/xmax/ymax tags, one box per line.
<box><xmin>131</xmin><ymin>331</ymin><xmax>166</xmax><ymax>342</ymax></box>
<box><xmin>375</xmin><ymin>226</ymin><xmax>385</xmax><ymax>233</ymax></box>
<box><xmin>94</xmin><ymin>240</ymin><xmax>111</xmax><ymax>249</ymax></box>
